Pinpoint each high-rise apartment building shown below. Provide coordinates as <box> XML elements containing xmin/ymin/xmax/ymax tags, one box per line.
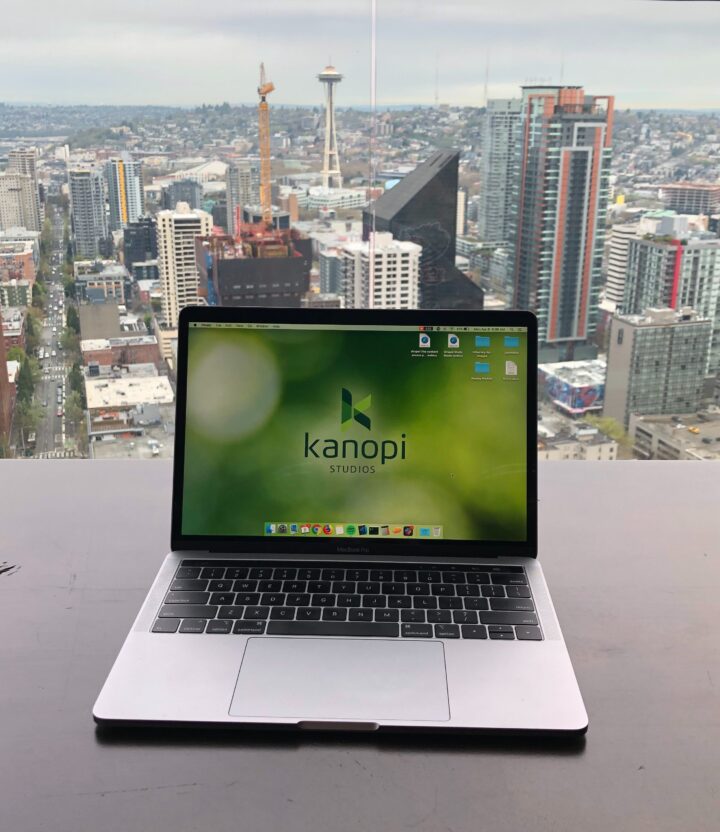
<box><xmin>478</xmin><ymin>98</ymin><xmax>522</xmax><ymax>243</ymax></box>
<box><xmin>226</xmin><ymin>162</ymin><xmax>260</xmax><ymax>235</ymax></box>
<box><xmin>605</xmin><ymin>221</ymin><xmax>640</xmax><ymax>306</ymax></box>
<box><xmin>7</xmin><ymin>147</ymin><xmax>41</xmax><ymax>230</ymax></box>
<box><xmin>69</xmin><ymin>168</ymin><xmax>108</xmax><ymax>259</ymax></box>
<box><xmin>157</xmin><ymin>203</ymin><xmax>212</xmax><ymax>327</ymax></box>
<box><xmin>123</xmin><ymin>216</ymin><xmax>158</xmax><ymax>269</ymax></box>
<box><xmin>511</xmin><ymin>86</ymin><xmax>614</xmax><ymax>360</ymax></box>
<box><xmin>319</xmin><ymin>249</ymin><xmax>342</xmax><ymax>295</ymax></box>
<box><xmin>0</xmin><ymin>174</ymin><xmax>40</xmax><ymax>232</ymax></box>
<box><xmin>622</xmin><ymin>228</ymin><xmax>720</xmax><ymax>372</ymax></box>
<box><xmin>105</xmin><ymin>153</ymin><xmax>144</xmax><ymax>231</ymax></box>
<box><xmin>660</xmin><ymin>184</ymin><xmax>720</xmax><ymax>216</ymax></box>
<box><xmin>364</xmin><ymin>151</ymin><xmax>484</xmax><ymax>310</ymax></box>
<box><xmin>604</xmin><ymin>308</ymin><xmax>711</xmax><ymax>429</ymax></box>
<box><xmin>163</xmin><ymin>179</ymin><xmax>203</xmax><ymax>212</ymax></box>
<box><xmin>456</xmin><ymin>188</ymin><xmax>467</xmax><ymax>237</ymax></box>
<box><xmin>0</xmin><ymin>308</ymin><xmax>14</xmax><ymax>448</ymax></box>
<box><xmin>340</xmin><ymin>233</ymin><xmax>421</xmax><ymax>310</ymax></box>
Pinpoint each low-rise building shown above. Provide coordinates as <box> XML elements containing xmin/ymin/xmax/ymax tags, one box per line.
<box><xmin>630</xmin><ymin>410</ymin><xmax>720</xmax><ymax>460</ymax></box>
<box><xmin>80</xmin><ymin>334</ymin><xmax>161</xmax><ymax>367</ymax></box>
<box><xmin>537</xmin><ymin>420</ymin><xmax>618</xmax><ymax>461</ymax></box>
<box><xmin>1</xmin><ymin>306</ymin><xmax>26</xmax><ymax>351</ymax></box>
<box><xmin>538</xmin><ymin>359</ymin><xmax>606</xmax><ymax>416</ymax></box>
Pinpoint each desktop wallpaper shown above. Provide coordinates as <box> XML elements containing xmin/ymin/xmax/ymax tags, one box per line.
<box><xmin>181</xmin><ymin>325</ymin><xmax>528</xmax><ymax>541</ymax></box>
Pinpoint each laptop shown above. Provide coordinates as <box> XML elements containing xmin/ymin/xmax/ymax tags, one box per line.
<box><xmin>93</xmin><ymin>306</ymin><xmax>588</xmax><ymax>734</ymax></box>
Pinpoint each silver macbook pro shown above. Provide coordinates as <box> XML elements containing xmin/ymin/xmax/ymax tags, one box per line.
<box><xmin>94</xmin><ymin>306</ymin><xmax>587</xmax><ymax>734</ymax></box>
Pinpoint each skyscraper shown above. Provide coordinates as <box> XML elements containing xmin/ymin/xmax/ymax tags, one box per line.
<box><xmin>339</xmin><ymin>233</ymin><xmax>421</xmax><ymax>309</ymax></box>
<box><xmin>364</xmin><ymin>151</ymin><xmax>484</xmax><ymax>310</ymax></box>
<box><xmin>157</xmin><ymin>203</ymin><xmax>212</xmax><ymax>328</ymax></box>
<box><xmin>478</xmin><ymin>98</ymin><xmax>522</xmax><ymax>243</ymax></box>
<box><xmin>0</xmin><ymin>307</ymin><xmax>14</xmax><ymax>449</ymax></box>
<box><xmin>163</xmin><ymin>179</ymin><xmax>203</xmax><ymax>212</ymax></box>
<box><xmin>69</xmin><ymin>168</ymin><xmax>108</xmax><ymax>258</ymax></box>
<box><xmin>105</xmin><ymin>153</ymin><xmax>144</xmax><ymax>231</ymax></box>
<box><xmin>511</xmin><ymin>86</ymin><xmax>614</xmax><ymax>360</ymax></box>
<box><xmin>0</xmin><ymin>174</ymin><xmax>40</xmax><ymax>232</ymax></box>
<box><xmin>318</xmin><ymin>65</ymin><xmax>343</xmax><ymax>189</ymax></box>
<box><xmin>604</xmin><ymin>308</ymin><xmax>711</xmax><ymax>429</ymax></box>
<box><xmin>659</xmin><ymin>184</ymin><xmax>720</xmax><ymax>216</ymax></box>
<box><xmin>226</xmin><ymin>162</ymin><xmax>260</xmax><ymax>235</ymax></box>
<box><xmin>7</xmin><ymin>147</ymin><xmax>41</xmax><ymax>231</ymax></box>
<box><xmin>123</xmin><ymin>216</ymin><xmax>158</xmax><ymax>269</ymax></box>
<box><xmin>605</xmin><ymin>220</ymin><xmax>640</xmax><ymax>306</ymax></box>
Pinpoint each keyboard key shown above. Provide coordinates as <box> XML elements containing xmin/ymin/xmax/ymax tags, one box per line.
<box><xmin>506</xmin><ymin>586</ymin><xmax>532</xmax><ymax>599</ymax></box>
<box><xmin>490</xmin><ymin>598</ymin><xmax>535</xmax><ymax>612</ymax></box>
<box><xmin>406</xmin><ymin>583</ymin><xmax>430</xmax><ymax>596</ymax></box>
<box><xmin>382</xmin><ymin>582</ymin><xmax>405</xmax><ymax>595</ymax></box>
<box><xmin>233</xmin><ymin>620</ymin><xmax>266</xmax><ymax>635</ymax></box>
<box><xmin>234</xmin><ymin>580</ymin><xmax>258</xmax><ymax>593</ymax></box>
<box><xmin>261</xmin><ymin>593</ymin><xmax>285</xmax><ymax>606</ymax></box>
<box><xmin>297</xmin><ymin>607</ymin><xmax>322</xmax><ymax>620</ymax></box>
<box><xmin>442</xmin><ymin>572</ymin><xmax>465</xmax><ymax>583</ymax></box>
<box><xmin>487</xmin><ymin>565</ymin><xmax>524</xmax><ymax>573</ymax></box>
<box><xmin>236</xmin><ymin>593</ymin><xmax>260</xmax><ymax>606</ymax></box>
<box><xmin>323</xmin><ymin>607</ymin><xmax>348</xmax><ymax>621</ymax></box>
<box><xmin>179</xmin><ymin>619</ymin><xmax>206</xmax><ymax>634</ymax></box>
<box><xmin>218</xmin><ymin>606</ymin><xmax>245</xmax><ymax>619</ymax></box>
<box><xmin>152</xmin><ymin>618</ymin><xmax>179</xmax><ymax>633</ymax></box>
<box><xmin>267</xmin><ymin>621</ymin><xmax>398</xmax><ymax>637</ymax></box>
<box><xmin>358</xmin><ymin>582</ymin><xmax>380</xmax><ymax>594</ymax></box>
<box><xmin>176</xmin><ymin>567</ymin><xmax>201</xmax><ymax>579</ymax></box>
<box><xmin>258</xmin><ymin>580</ymin><xmax>282</xmax><ymax>592</ymax></box>
<box><xmin>225</xmin><ymin>567</ymin><xmax>249</xmax><ymax>580</ymax></box>
<box><xmin>456</xmin><ymin>584</ymin><xmax>480</xmax><ymax>597</ymax></box>
<box><xmin>362</xmin><ymin>595</ymin><xmax>386</xmax><ymax>608</ymax></box>
<box><xmin>346</xmin><ymin>569</ymin><xmax>369</xmax><ymax>582</ymax></box>
<box><xmin>208</xmin><ymin>580</ymin><xmax>233</xmax><ymax>592</ymax></box>
<box><xmin>491</xmin><ymin>573</ymin><xmax>528</xmax><ymax>586</ymax></box>
<box><xmin>200</xmin><ymin>567</ymin><xmax>225</xmax><ymax>579</ymax></box>
<box><xmin>271</xmin><ymin>607</ymin><xmax>295</xmax><ymax>620</ymax></box>
<box><xmin>274</xmin><ymin>568</ymin><xmax>296</xmax><ymax>580</ymax></box>
<box><xmin>159</xmin><ymin>604</ymin><xmax>217</xmax><ymax>619</ymax></box>
<box><xmin>431</xmin><ymin>584</ymin><xmax>455</xmax><ymax>597</ymax></box>
<box><xmin>465</xmin><ymin>572</ymin><xmax>490</xmax><ymax>584</ymax></box>
<box><xmin>207</xmin><ymin>620</ymin><xmax>232</xmax><ymax>634</ymax></box>
<box><xmin>427</xmin><ymin>610</ymin><xmax>452</xmax><ymax>623</ymax></box>
<box><xmin>329</xmin><ymin>581</ymin><xmax>354</xmax><ymax>595</ymax></box>
<box><xmin>461</xmin><ymin>625</ymin><xmax>487</xmax><ymax>640</ymax></box>
<box><xmin>387</xmin><ymin>595</ymin><xmax>411</xmax><ymax>608</ymax></box>
<box><xmin>369</xmin><ymin>569</ymin><xmax>393</xmax><ymax>581</ymax></box>
<box><xmin>401</xmin><ymin>623</ymin><xmax>433</xmax><ymax>638</ymax></box>
<box><xmin>312</xmin><ymin>594</ymin><xmax>336</xmax><ymax>607</ymax></box>
<box><xmin>337</xmin><ymin>594</ymin><xmax>361</xmax><ymax>607</ymax></box>
<box><xmin>489</xmin><ymin>630</ymin><xmax>515</xmax><ymax>640</ymax></box>
<box><xmin>210</xmin><ymin>592</ymin><xmax>235</xmax><ymax>606</ymax></box>
<box><xmin>463</xmin><ymin>598</ymin><xmax>489</xmax><ymax>611</ymax></box>
<box><xmin>170</xmin><ymin>579</ymin><xmax>207</xmax><ymax>592</ymax></box>
<box><xmin>488</xmin><ymin>624</ymin><xmax>513</xmax><ymax>634</ymax></box>
<box><xmin>453</xmin><ymin>610</ymin><xmax>478</xmax><ymax>624</ymax></box>
<box><xmin>401</xmin><ymin>609</ymin><xmax>426</xmax><ymax>623</ymax></box>
<box><xmin>394</xmin><ymin>570</ymin><xmax>417</xmax><ymax>583</ymax></box>
<box><xmin>434</xmin><ymin>624</ymin><xmax>460</xmax><ymax>639</ymax></box>
<box><xmin>322</xmin><ymin>568</ymin><xmax>345</xmax><ymax>581</ymax></box>
<box><xmin>244</xmin><ymin>606</ymin><xmax>270</xmax><ymax>620</ymax></box>
<box><xmin>297</xmin><ymin>568</ymin><xmax>321</xmax><ymax>580</ymax></box>
<box><xmin>413</xmin><ymin>596</ymin><xmax>438</xmax><ymax>609</ymax></box>
<box><xmin>287</xmin><ymin>593</ymin><xmax>311</xmax><ymax>607</ymax></box>
<box><xmin>438</xmin><ymin>597</ymin><xmax>462</xmax><ymax>609</ymax></box>
<box><xmin>164</xmin><ymin>591</ymin><xmax>210</xmax><ymax>605</ymax></box>
<box><xmin>417</xmin><ymin>570</ymin><xmax>441</xmax><ymax>582</ymax></box>
<box><xmin>249</xmin><ymin>568</ymin><xmax>273</xmax><ymax>579</ymax></box>
<box><xmin>283</xmin><ymin>581</ymin><xmax>306</xmax><ymax>593</ymax></box>
<box><xmin>516</xmin><ymin>626</ymin><xmax>543</xmax><ymax>641</ymax></box>
<box><xmin>308</xmin><ymin>581</ymin><xmax>332</xmax><ymax>593</ymax></box>
<box><xmin>480</xmin><ymin>612</ymin><xmax>538</xmax><ymax>626</ymax></box>
<box><xmin>349</xmin><ymin>608</ymin><xmax>373</xmax><ymax>621</ymax></box>
<box><xmin>375</xmin><ymin>609</ymin><xmax>399</xmax><ymax>623</ymax></box>
<box><xmin>481</xmin><ymin>585</ymin><xmax>505</xmax><ymax>598</ymax></box>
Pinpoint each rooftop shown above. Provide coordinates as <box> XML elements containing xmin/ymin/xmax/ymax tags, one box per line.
<box><xmin>539</xmin><ymin>358</ymin><xmax>607</xmax><ymax>387</ymax></box>
<box><xmin>632</xmin><ymin>410</ymin><xmax>720</xmax><ymax>460</ymax></box>
<box><xmin>85</xmin><ymin>375</ymin><xmax>174</xmax><ymax>411</ymax></box>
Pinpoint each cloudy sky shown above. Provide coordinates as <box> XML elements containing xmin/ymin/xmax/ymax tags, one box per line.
<box><xmin>1</xmin><ymin>0</ymin><xmax>719</xmax><ymax>109</ymax></box>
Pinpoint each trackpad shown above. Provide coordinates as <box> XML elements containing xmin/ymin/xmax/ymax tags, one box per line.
<box><xmin>230</xmin><ymin>638</ymin><xmax>450</xmax><ymax>723</ymax></box>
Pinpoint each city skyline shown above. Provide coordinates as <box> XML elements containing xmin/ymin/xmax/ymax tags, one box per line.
<box><xmin>2</xmin><ymin>0</ymin><xmax>719</xmax><ymax>109</ymax></box>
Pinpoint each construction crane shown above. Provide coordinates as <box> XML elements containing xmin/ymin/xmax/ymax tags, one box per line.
<box><xmin>257</xmin><ymin>62</ymin><xmax>275</xmax><ymax>228</ymax></box>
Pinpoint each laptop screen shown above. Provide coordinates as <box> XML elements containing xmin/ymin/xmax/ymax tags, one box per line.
<box><xmin>179</xmin><ymin>318</ymin><xmax>531</xmax><ymax>547</ymax></box>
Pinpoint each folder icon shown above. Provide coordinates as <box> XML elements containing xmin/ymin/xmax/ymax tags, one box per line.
<box><xmin>475</xmin><ymin>335</ymin><xmax>491</xmax><ymax>348</ymax></box>
<box><xmin>474</xmin><ymin>362</ymin><xmax>490</xmax><ymax>374</ymax></box>
<box><xmin>504</xmin><ymin>336</ymin><xmax>520</xmax><ymax>348</ymax></box>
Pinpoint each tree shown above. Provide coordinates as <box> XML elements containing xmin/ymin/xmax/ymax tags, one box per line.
<box><xmin>68</xmin><ymin>361</ymin><xmax>86</xmax><ymax>407</ymax></box>
<box><xmin>144</xmin><ymin>313</ymin><xmax>153</xmax><ymax>334</ymax></box>
<box><xmin>66</xmin><ymin>305</ymin><xmax>80</xmax><ymax>334</ymax></box>
<box><xmin>6</xmin><ymin>346</ymin><xmax>26</xmax><ymax>363</ymax></box>
<box><xmin>24</xmin><ymin>312</ymin><xmax>40</xmax><ymax>352</ymax></box>
<box><xmin>60</xmin><ymin>328</ymin><xmax>80</xmax><ymax>356</ymax></box>
<box><xmin>16</xmin><ymin>358</ymin><xmax>35</xmax><ymax>404</ymax></box>
<box><xmin>14</xmin><ymin>400</ymin><xmax>42</xmax><ymax>453</ymax></box>
<box><xmin>32</xmin><ymin>282</ymin><xmax>48</xmax><ymax>311</ymax></box>
<box><xmin>64</xmin><ymin>390</ymin><xmax>85</xmax><ymax>434</ymax></box>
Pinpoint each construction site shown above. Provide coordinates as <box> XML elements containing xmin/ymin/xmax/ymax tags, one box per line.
<box><xmin>196</xmin><ymin>64</ymin><xmax>312</xmax><ymax>308</ymax></box>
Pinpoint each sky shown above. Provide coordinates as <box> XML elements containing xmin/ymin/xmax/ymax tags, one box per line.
<box><xmin>1</xmin><ymin>0</ymin><xmax>719</xmax><ymax>109</ymax></box>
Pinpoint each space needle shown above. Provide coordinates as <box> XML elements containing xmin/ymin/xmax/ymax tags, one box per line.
<box><xmin>317</xmin><ymin>64</ymin><xmax>343</xmax><ymax>189</ymax></box>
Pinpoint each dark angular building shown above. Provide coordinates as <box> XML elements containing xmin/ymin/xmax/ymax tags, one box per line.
<box><xmin>123</xmin><ymin>216</ymin><xmax>158</xmax><ymax>270</ymax></box>
<box><xmin>163</xmin><ymin>179</ymin><xmax>203</xmax><ymax>211</ymax></box>
<box><xmin>363</xmin><ymin>151</ymin><xmax>483</xmax><ymax>310</ymax></box>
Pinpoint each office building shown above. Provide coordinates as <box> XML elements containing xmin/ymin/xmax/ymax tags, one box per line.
<box><xmin>163</xmin><ymin>179</ymin><xmax>203</xmax><ymax>212</ymax></box>
<box><xmin>604</xmin><ymin>308</ymin><xmax>711</xmax><ymax>429</ymax></box>
<box><xmin>622</xmin><ymin>226</ymin><xmax>720</xmax><ymax>372</ymax></box>
<box><xmin>69</xmin><ymin>168</ymin><xmax>108</xmax><ymax>259</ymax></box>
<box><xmin>105</xmin><ymin>153</ymin><xmax>144</xmax><ymax>231</ymax></box>
<box><xmin>478</xmin><ymin>98</ymin><xmax>522</xmax><ymax>243</ymax></box>
<box><xmin>123</xmin><ymin>216</ymin><xmax>158</xmax><ymax>269</ymax></box>
<box><xmin>340</xmin><ymin>233</ymin><xmax>421</xmax><ymax>310</ymax></box>
<box><xmin>363</xmin><ymin>151</ymin><xmax>484</xmax><ymax>310</ymax></box>
<box><xmin>7</xmin><ymin>148</ymin><xmax>41</xmax><ymax>231</ymax></box>
<box><xmin>511</xmin><ymin>86</ymin><xmax>614</xmax><ymax>360</ymax></box>
<box><xmin>0</xmin><ymin>309</ymin><xmax>13</xmax><ymax>448</ymax></box>
<box><xmin>157</xmin><ymin>203</ymin><xmax>213</xmax><ymax>328</ymax></box>
<box><xmin>319</xmin><ymin>249</ymin><xmax>342</xmax><ymax>295</ymax></box>
<box><xmin>226</xmin><ymin>162</ymin><xmax>260</xmax><ymax>235</ymax></box>
<box><xmin>0</xmin><ymin>174</ymin><xmax>40</xmax><ymax>232</ymax></box>
<box><xmin>660</xmin><ymin>184</ymin><xmax>720</xmax><ymax>216</ymax></box>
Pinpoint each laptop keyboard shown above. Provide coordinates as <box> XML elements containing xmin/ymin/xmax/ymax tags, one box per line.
<box><xmin>151</xmin><ymin>561</ymin><xmax>542</xmax><ymax>641</ymax></box>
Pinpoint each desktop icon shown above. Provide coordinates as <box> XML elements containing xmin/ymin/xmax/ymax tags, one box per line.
<box><xmin>391</xmin><ymin>526</ymin><xmax>403</xmax><ymax>536</ymax></box>
<box><xmin>505</xmin><ymin>360</ymin><xmax>518</xmax><ymax>376</ymax></box>
<box><xmin>265</xmin><ymin>523</ymin><xmax>275</xmax><ymax>535</ymax></box>
<box><xmin>345</xmin><ymin>524</ymin><xmax>357</xmax><ymax>535</ymax></box>
<box><xmin>419</xmin><ymin>527</ymin><xmax>431</xmax><ymax>537</ymax></box>
<box><xmin>419</xmin><ymin>332</ymin><xmax>431</xmax><ymax>348</ymax></box>
<box><xmin>300</xmin><ymin>524</ymin><xmax>310</xmax><ymax>534</ymax></box>
<box><xmin>335</xmin><ymin>525</ymin><xmax>344</xmax><ymax>535</ymax></box>
<box><xmin>322</xmin><ymin>524</ymin><xmax>333</xmax><ymax>535</ymax></box>
<box><xmin>369</xmin><ymin>526</ymin><xmax>379</xmax><ymax>536</ymax></box>
<box><xmin>290</xmin><ymin>523</ymin><xmax>298</xmax><ymax>534</ymax></box>
<box><xmin>475</xmin><ymin>335</ymin><xmax>491</xmax><ymax>348</ymax></box>
<box><xmin>504</xmin><ymin>336</ymin><xmax>520</xmax><ymax>348</ymax></box>
<box><xmin>403</xmin><ymin>525</ymin><xmax>414</xmax><ymax>537</ymax></box>
<box><xmin>474</xmin><ymin>362</ymin><xmax>490</xmax><ymax>375</ymax></box>
<box><xmin>277</xmin><ymin>523</ymin><xmax>288</xmax><ymax>534</ymax></box>
<box><xmin>433</xmin><ymin>526</ymin><xmax>442</xmax><ymax>537</ymax></box>
<box><xmin>312</xmin><ymin>524</ymin><xmax>321</xmax><ymax>535</ymax></box>
<box><xmin>380</xmin><ymin>525</ymin><xmax>389</xmax><ymax>536</ymax></box>
<box><xmin>447</xmin><ymin>333</ymin><xmax>460</xmax><ymax>349</ymax></box>
<box><xmin>358</xmin><ymin>524</ymin><xmax>368</xmax><ymax>535</ymax></box>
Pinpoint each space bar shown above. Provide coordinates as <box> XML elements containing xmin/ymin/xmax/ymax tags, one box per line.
<box><xmin>267</xmin><ymin>621</ymin><xmax>399</xmax><ymax>637</ymax></box>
